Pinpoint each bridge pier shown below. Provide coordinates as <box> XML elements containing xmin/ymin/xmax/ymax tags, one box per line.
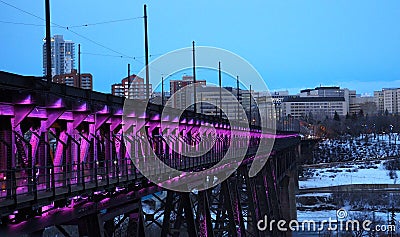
<box><xmin>242</xmin><ymin>167</ymin><xmax>261</xmax><ymax>237</ymax></box>
<box><xmin>78</xmin><ymin>213</ymin><xmax>103</xmax><ymax>237</ymax></box>
<box><xmin>28</xmin><ymin>229</ymin><xmax>44</xmax><ymax>237</ymax></box>
<box><xmin>279</xmin><ymin>170</ymin><xmax>297</xmax><ymax>223</ymax></box>
<box><xmin>196</xmin><ymin>190</ymin><xmax>214</xmax><ymax>237</ymax></box>
<box><xmin>103</xmin><ymin>219</ymin><xmax>115</xmax><ymax>237</ymax></box>
<box><xmin>126</xmin><ymin>200</ymin><xmax>146</xmax><ymax>237</ymax></box>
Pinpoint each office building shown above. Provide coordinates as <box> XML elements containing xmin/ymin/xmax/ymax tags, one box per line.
<box><xmin>169</xmin><ymin>75</ymin><xmax>206</xmax><ymax>108</ymax></box>
<box><xmin>374</xmin><ymin>88</ymin><xmax>400</xmax><ymax>115</ymax></box>
<box><xmin>282</xmin><ymin>86</ymin><xmax>350</xmax><ymax>119</ymax></box>
<box><xmin>43</xmin><ymin>35</ymin><xmax>75</xmax><ymax>77</ymax></box>
<box><xmin>111</xmin><ymin>74</ymin><xmax>152</xmax><ymax>99</ymax></box>
<box><xmin>52</xmin><ymin>69</ymin><xmax>92</xmax><ymax>90</ymax></box>
<box><xmin>374</xmin><ymin>91</ymin><xmax>384</xmax><ymax>114</ymax></box>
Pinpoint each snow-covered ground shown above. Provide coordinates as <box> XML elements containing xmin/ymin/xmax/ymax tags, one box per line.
<box><xmin>300</xmin><ymin>160</ymin><xmax>398</xmax><ymax>189</ymax></box>
<box><xmin>302</xmin><ymin>133</ymin><xmax>400</xmax><ymax>188</ymax></box>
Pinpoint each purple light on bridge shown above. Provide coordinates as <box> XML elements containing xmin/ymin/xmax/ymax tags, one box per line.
<box><xmin>151</xmin><ymin>114</ymin><xmax>160</xmax><ymax>121</ymax></box>
<box><xmin>51</xmin><ymin>98</ymin><xmax>63</xmax><ymax>108</ymax></box>
<box><xmin>77</xmin><ymin>102</ymin><xmax>87</xmax><ymax>111</ymax></box>
<box><xmin>115</xmin><ymin>108</ymin><xmax>123</xmax><ymax>115</ymax></box>
<box><xmin>99</xmin><ymin>197</ymin><xmax>110</xmax><ymax>204</ymax></box>
<box><xmin>20</xmin><ymin>95</ymin><xmax>32</xmax><ymax>104</ymax></box>
<box><xmin>28</xmin><ymin>108</ymin><xmax>47</xmax><ymax>118</ymax></box>
<box><xmin>161</xmin><ymin>115</ymin><xmax>170</xmax><ymax>121</ymax></box>
<box><xmin>171</xmin><ymin>116</ymin><xmax>179</xmax><ymax>123</ymax></box>
<box><xmin>139</xmin><ymin>112</ymin><xmax>147</xmax><ymax>119</ymax></box>
<box><xmin>98</xmin><ymin>105</ymin><xmax>109</xmax><ymax>114</ymax></box>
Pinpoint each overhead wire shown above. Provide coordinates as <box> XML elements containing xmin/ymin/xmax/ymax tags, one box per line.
<box><xmin>0</xmin><ymin>0</ymin><xmax>138</xmax><ymax>59</ymax></box>
<box><xmin>0</xmin><ymin>20</ymin><xmax>60</xmax><ymax>28</ymax></box>
<box><xmin>0</xmin><ymin>0</ymin><xmax>194</xmax><ymax>76</ymax></box>
<box><xmin>67</xmin><ymin>17</ymin><xmax>143</xmax><ymax>28</ymax></box>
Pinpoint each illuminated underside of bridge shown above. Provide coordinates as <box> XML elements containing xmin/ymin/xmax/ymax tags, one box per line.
<box><xmin>0</xmin><ymin>71</ymin><xmax>301</xmax><ymax>237</ymax></box>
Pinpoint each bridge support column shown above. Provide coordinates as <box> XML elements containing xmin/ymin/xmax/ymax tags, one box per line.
<box><xmin>165</xmin><ymin>192</ymin><xmax>198</xmax><ymax>236</ymax></box>
<box><xmin>127</xmin><ymin>200</ymin><xmax>145</xmax><ymax>237</ymax></box>
<box><xmin>78</xmin><ymin>213</ymin><xmax>103</xmax><ymax>237</ymax></box>
<box><xmin>161</xmin><ymin>191</ymin><xmax>174</xmax><ymax>237</ymax></box>
<box><xmin>242</xmin><ymin>167</ymin><xmax>260</xmax><ymax>237</ymax></box>
<box><xmin>279</xmin><ymin>176</ymin><xmax>295</xmax><ymax>237</ymax></box>
<box><xmin>28</xmin><ymin>229</ymin><xmax>44</xmax><ymax>237</ymax></box>
<box><xmin>181</xmin><ymin>192</ymin><xmax>198</xmax><ymax>236</ymax></box>
<box><xmin>264</xmin><ymin>161</ymin><xmax>282</xmax><ymax>221</ymax></box>
<box><xmin>104</xmin><ymin>219</ymin><xmax>115</xmax><ymax>237</ymax></box>
<box><xmin>196</xmin><ymin>190</ymin><xmax>214</xmax><ymax>237</ymax></box>
<box><xmin>279</xmin><ymin>171</ymin><xmax>297</xmax><ymax>223</ymax></box>
<box><xmin>228</xmin><ymin>176</ymin><xmax>246</xmax><ymax>237</ymax></box>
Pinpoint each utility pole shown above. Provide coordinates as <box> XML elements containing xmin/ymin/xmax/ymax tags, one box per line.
<box><xmin>215</xmin><ymin>99</ymin><xmax>218</xmax><ymax>116</ymax></box>
<box><xmin>78</xmin><ymin>44</ymin><xmax>81</xmax><ymax>88</ymax></box>
<box><xmin>200</xmin><ymin>93</ymin><xmax>203</xmax><ymax>114</ymax></box>
<box><xmin>127</xmin><ymin>63</ymin><xmax>131</xmax><ymax>98</ymax></box>
<box><xmin>161</xmin><ymin>76</ymin><xmax>164</xmax><ymax>106</ymax></box>
<box><xmin>128</xmin><ymin>63</ymin><xmax>131</xmax><ymax>86</ymax></box>
<box><xmin>45</xmin><ymin>0</ymin><xmax>52</xmax><ymax>85</ymax></box>
<box><xmin>218</xmin><ymin>61</ymin><xmax>222</xmax><ymax>119</ymax></box>
<box><xmin>192</xmin><ymin>41</ymin><xmax>197</xmax><ymax>113</ymax></box>
<box><xmin>144</xmin><ymin>4</ymin><xmax>150</xmax><ymax>101</ymax></box>
<box><xmin>236</xmin><ymin>75</ymin><xmax>240</xmax><ymax>120</ymax></box>
<box><xmin>249</xmin><ymin>85</ymin><xmax>252</xmax><ymax>125</ymax></box>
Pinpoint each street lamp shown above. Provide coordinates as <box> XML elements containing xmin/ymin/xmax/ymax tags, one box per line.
<box><xmin>390</xmin><ymin>124</ymin><xmax>393</xmax><ymax>146</ymax></box>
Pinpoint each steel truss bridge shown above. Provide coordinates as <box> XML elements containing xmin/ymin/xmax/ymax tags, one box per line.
<box><xmin>0</xmin><ymin>71</ymin><xmax>301</xmax><ymax>237</ymax></box>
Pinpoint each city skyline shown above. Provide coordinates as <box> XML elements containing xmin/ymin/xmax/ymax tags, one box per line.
<box><xmin>1</xmin><ymin>1</ymin><xmax>400</xmax><ymax>95</ymax></box>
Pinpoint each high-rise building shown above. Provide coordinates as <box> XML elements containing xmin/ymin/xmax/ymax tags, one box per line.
<box><xmin>52</xmin><ymin>69</ymin><xmax>92</xmax><ymax>90</ymax></box>
<box><xmin>43</xmin><ymin>35</ymin><xmax>75</xmax><ymax>77</ymax></box>
<box><xmin>373</xmin><ymin>88</ymin><xmax>400</xmax><ymax>115</ymax></box>
<box><xmin>111</xmin><ymin>74</ymin><xmax>152</xmax><ymax>99</ymax></box>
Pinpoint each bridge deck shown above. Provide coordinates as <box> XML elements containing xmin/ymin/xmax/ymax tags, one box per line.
<box><xmin>0</xmin><ymin>71</ymin><xmax>301</xmax><ymax>236</ymax></box>
<box><xmin>0</xmin><ymin>71</ymin><xmax>300</xmax><ymax>213</ymax></box>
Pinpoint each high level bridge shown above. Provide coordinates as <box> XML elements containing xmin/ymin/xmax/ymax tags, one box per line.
<box><xmin>0</xmin><ymin>71</ymin><xmax>301</xmax><ymax>237</ymax></box>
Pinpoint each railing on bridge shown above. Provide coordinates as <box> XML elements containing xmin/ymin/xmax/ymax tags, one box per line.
<box><xmin>0</xmin><ymin>125</ymin><xmax>285</xmax><ymax>200</ymax></box>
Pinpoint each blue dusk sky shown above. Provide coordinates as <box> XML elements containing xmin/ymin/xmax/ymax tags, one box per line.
<box><xmin>1</xmin><ymin>0</ymin><xmax>400</xmax><ymax>95</ymax></box>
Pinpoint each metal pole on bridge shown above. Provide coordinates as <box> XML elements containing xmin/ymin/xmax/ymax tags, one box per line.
<box><xmin>249</xmin><ymin>84</ymin><xmax>252</xmax><ymax>125</ymax></box>
<box><xmin>192</xmin><ymin>41</ymin><xmax>197</xmax><ymax>113</ymax></box>
<box><xmin>78</xmin><ymin>44</ymin><xmax>81</xmax><ymax>88</ymax></box>
<box><xmin>237</xmin><ymin>75</ymin><xmax>240</xmax><ymax>120</ymax></box>
<box><xmin>161</xmin><ymin>76</ymin><xmax>164</xmax><ymax>105</ymax></box>
<box><xmin>219</xmin><ymin>61</ymin><xmax>222</xmax><ymax>119</ymax></box>
<box><xmin>144</xmin><ymin>4</ymin><xmax>150</xmax><ymax>101</ymax></box>
<box><xmin>127</xmin><ymin>63</ymin><xmax>131</xmax><ymax>98</ymax></box>
<box><xmin>45</xmin><ymin>0</ymin><xmax>52</xmax><ymax>85</ymax></box>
